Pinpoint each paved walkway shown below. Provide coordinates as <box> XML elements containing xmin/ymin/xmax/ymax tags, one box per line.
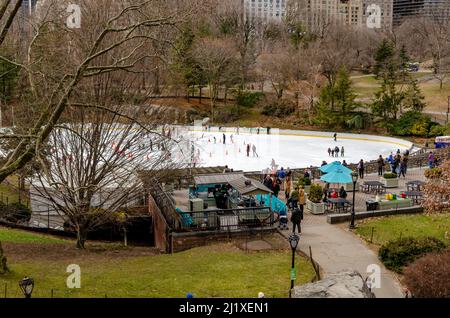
<box><xmin>280</xmin><ymin>215</ymin><xmax>405</xmax><ymax>298</ymax></box>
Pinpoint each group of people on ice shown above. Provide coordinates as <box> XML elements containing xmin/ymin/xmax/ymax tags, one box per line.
<box><xmin>327</xmin><ymin>146</ymin><xmax>345</xmax><ymax>157</ymax></box>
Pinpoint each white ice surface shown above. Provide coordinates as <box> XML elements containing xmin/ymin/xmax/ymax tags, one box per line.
<box><xmin>184</xmin><ymin>129</ymin><xmax>411</xmax><ymax>172</ymax></box>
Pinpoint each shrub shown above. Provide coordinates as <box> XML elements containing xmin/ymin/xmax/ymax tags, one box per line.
<box><xmin>215</xmin><ymin>105</ymin><xmax>249</xmax><ymax>122</ymax></box>
<box><xmin>387</xmin><ymin>111</ymin><xmax>433</xmax><ymax>137</ymax></box>
<box><xmin>308</xmin><ymin>184</ymin><xmax>323</xmax><ymax>203</ymax></box>
<box><xmin>261</xmin><ymin>100</ymin><xmax>295</xmax><ymax>118</ymax></box>
<box><xmin>297</xmin><ymin>176</ymin><xmax>311</xmax><ymax>187</ymax></box>
<box><xmin>403</xmin><ymin>249</ymin><xmax>450</xmax><ymax>298</ymax></box>
<box><xmin>235</xmin><ymin>90</ymin><xmax>264</xmax><ymax>108</ymax></box>
<box><xmin>0</xmin><ymin>202</ymin><xmax>32</xmax><ymax>224</ymax></box>
<box><xmin>424</xmin><ymin>168</ymin><xmax>442</xmax><ymax>179</ymax></box>
<box><xmin>378</xmin><ymin>236</ymin><xmax>446</xmax><ymax>273</ymax></box>
<box><xmin>383</xmin><ymin>172</ymin><xmax>398</xmax><ymax>179</ymax></box>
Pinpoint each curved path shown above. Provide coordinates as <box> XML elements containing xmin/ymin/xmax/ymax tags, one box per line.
<box><xmin>280</xmin><ymin>214</ymin><xmax>405</xmax><ymax>298</ymax></box>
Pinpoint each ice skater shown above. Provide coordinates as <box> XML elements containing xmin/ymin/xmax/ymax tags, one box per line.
<box><xmin>214</xmin><ymin>136</ymin><xmax>216</xmax><ymax>144</ymax></box>
<box><xmin>341</xmin><ymin>146</ymin><xmax>345</xmax><ymax>157</ymax></box>
<box><xmin>328</xmin><ymin>148</ymin><xmax>331</xmax><ymax>157</ymax></box>
<box><xmin>246</xmin><ymin>144</ymin><xmax>250</xmax><ymax>157</ymax></box>
<box><xmin>230</xmin><ymin>134</ymin><xmax>234</xmax><ymax>143</ymax></box>
<box><xmin>252</xmin><ymin>144</ymin><xmax>258</xmax><ymax>157</ymax></box>
<box><xmin>223</xmin><ymin>133</ymin><xmax>226</xmax><ymax>144</ymax></box>
<box><xmin>334</xmin><ymin>133</ymin><xmax>337</xmax><ymax>142</ymax></box>
<box><xmin>334</xmin><ymin>146</ymin><xmax>339</xmax><ymax>157</ymax></box>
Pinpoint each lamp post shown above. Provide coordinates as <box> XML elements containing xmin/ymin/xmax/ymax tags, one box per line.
<box><xmin>349</xmin><ymin>172</ymin><xmax>359</xmax><ymax>230</ymax></box>
<box><xmin>447</xmin><ymin>96</ymin><xmax>450</xmax><ymax>124</ymax></box>
<box><xmin>288</xmin><ymin>233</ymin><xmax>300</xmax><ymax>298</ymax></box>
<box><xmin>19</xmin><ymin>277</ymin><xmax>34</xmax><ymax>298</ymax></box>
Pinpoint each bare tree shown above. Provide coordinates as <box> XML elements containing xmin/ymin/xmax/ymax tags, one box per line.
<box><xmin>193</xmin><ymin>37</ymin><xmax>238</xmax><ymax>122</ymax></box>
<box><xmin>0</xmin><ymin>0</ymin><xmax>199</xmax><ymax>184</ymax></box>
<box><xmin>31</xmin><ymin>105</ymin><xmax>188</xmax><ymax>249</ymax></box>
<box><xmin>398</xmin><ymin>15</ymin><xmax>450</xmax><ymax>90</ymax></box>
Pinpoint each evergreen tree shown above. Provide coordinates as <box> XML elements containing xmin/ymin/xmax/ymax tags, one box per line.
<box><xmin>404</xmin><ymin>79</ymin><xmax>426</xmax><ymax>112</ymax></box>
<box><xmin>374</xmin><ymin>39</ymin><xmax>396</xmax><ymax>79</ymax></box>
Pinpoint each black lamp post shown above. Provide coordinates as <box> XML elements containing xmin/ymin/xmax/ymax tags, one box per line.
<box><xmin>447</xmin><ymin>95</ymin><xmax>450</xmax><ymax>124</ymax></box>
<box><xmin>349</xmin><ymin>172</ymin><xmax>359</xmax><ymax>230</ymax></box>
<box><xmin>19</xmin><ymin>276</ymin><xmax>34</xmax><ymax>298</ymax></box>
<box><xmin>288</xmin><ymin>233</ymin><xmax>300</xmax><ymax>298</ymax></box>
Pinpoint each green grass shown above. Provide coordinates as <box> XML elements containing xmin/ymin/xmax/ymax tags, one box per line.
<box><xmin>0</xmin><ymin>227</ymin><xmax>315</xmax><ymax>298</ymax></box>
<box><xmin>0</xmin><ymin>227</ymin><xmax>70</xmax><ymax>244</ymax></box>
<box><xmin>356</xmin><ymin>214</ymin><xmax>450</xmax><ymax>246</ymax></box>
<box><xmin>0</xmin><ymin>245</ymin><xmax>315</xmax><ymax>298</ymax></box>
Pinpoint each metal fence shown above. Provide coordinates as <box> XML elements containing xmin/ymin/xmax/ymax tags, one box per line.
<box><xmin>178</xmin><ymin>207</ymin><xmax>274</xmax><ymax>232</ymax></box>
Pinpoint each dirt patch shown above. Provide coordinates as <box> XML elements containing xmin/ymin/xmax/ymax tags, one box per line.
<box><xmin>2</xmin><ymin>242</ymin><xmax>161</xmax><ymax>263</ymax></box>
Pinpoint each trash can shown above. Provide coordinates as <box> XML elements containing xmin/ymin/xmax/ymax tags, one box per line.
<box><xmin>366</xmin><ymin>200</ymin><xmax>379</xmax><ymax>211</ymax></box>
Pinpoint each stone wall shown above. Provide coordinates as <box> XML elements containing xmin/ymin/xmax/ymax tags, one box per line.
<box><xmin>148</xmin><ymin>194</ymin><xmax>171</xmax><ymax>253</ymax></box>
<box><xmin>171</xmin><ymin>228</ymin><xmax>277</xmax><ymax>253</ymax></box>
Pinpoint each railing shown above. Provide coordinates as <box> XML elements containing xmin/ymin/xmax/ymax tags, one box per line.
<box><xmin>178</xmin><ymin>207</ymin><xmax>274</xmax><ymax>232</ymax></box>
<box><xmin>148</xmin><ymin>181</ymin><xmax>183</xmax><ymax>230</ymax></box>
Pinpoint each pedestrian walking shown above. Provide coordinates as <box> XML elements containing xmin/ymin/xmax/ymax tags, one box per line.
<box><xmin>252</xmin><ymin>144</ymin><xmax>258</xmax><ymax>157</ymax></box>
<box><xmin>428</xmin><ymin>151</ymin><xmax>434</xmax><ymax>168</ymax></box>
<box><xmin>377</xmin><ymin>155</ymin><xmax>385</xmax><ymax>176</ymax></box>
<box><xmin>285</xmin><ymin>176</ymin><xmax>291</xmax><ymax>200</ymax></box>
<box><xmin>400</xmin><ymin>158</ymin><xmax>407</xmax><ymax>178</ymax></box>
<box><xmin>357</xmin><ymin>159</ymin><xmax>364</xmax><ymax>179</ymax></box>
<box><xmin>342</xmin><ymin>160</ymin><xmax>348</xmax><ymax>167</ymax></box>
<box><xmin>273</xmin><ymin>179</ymin><xmax>281</xmax><ymax>197</ymax></box>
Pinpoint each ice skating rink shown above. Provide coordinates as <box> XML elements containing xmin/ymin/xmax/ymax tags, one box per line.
<box><xmin>180</xmin><ymin>127</ymin><xmax>413</xmax><ymax>172</ymax></box>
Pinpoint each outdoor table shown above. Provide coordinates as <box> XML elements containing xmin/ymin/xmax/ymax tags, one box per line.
<box><xmin>361</xmin><ymin>181</ymin><xmax>386</xmax><ymax>194</ymax></box>
<box><xmin>326</xmin><ymin>198</ymin><xmax>351</xmax><ymax>213</ymax></box>
<box><xmin>404</xmin><ymin>191</ymin><xmax>424</xmax><ymax>205</ymax></box>
<box><xmin>406</xmin><ymin>180</ymin><xmax>425</xmax><ymax>192</ymax></box>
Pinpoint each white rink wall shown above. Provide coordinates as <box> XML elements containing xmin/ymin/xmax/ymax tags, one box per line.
<box><xmin>176</xmin><ymin>126</ymin><xmax>414</xmax><ymax>172</ymax></box>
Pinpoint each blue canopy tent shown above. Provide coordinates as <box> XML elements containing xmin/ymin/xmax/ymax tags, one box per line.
<box><xmin>320</xmin><ymin>168</ymin><xmax>353</xmax><ymax>184</ymax></box>
<box><xmin>255</xmin><ymin>194</ymin><xmax>287</xmax><ymax>215</ymax></box>
<box><xmin>320</xmin><ymin>161</ymin><xmax>352</xmax><ymax>174</ymax></box>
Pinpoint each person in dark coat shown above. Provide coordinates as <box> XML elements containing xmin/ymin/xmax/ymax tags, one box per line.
<box><xmin>377</xmin><ymin>155</ymin><xmax>385</xmax><ymax>176</ymax></box>
<box><xmin>273</xmin><ymin>179</ymin><xmax>281</xmax><ymax>197</ymax></box>
<box><xmin>291</xmin><ymin>207</ymin><xmax>303</xmax><ymax>234</ymax></box>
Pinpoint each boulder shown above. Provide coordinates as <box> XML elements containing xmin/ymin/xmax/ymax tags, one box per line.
<box><xmin>291</xmin><ymin>270</ymin><xmax>375</xmax><ymax>298</ymax></box>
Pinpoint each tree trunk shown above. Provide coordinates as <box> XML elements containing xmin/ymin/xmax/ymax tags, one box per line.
<box><xmin>0</xmin><ymin>241</ymin><xmax>8</xmax><ymax>274</ymax></box>
<box><xmin>76</xmin><ymin>227</ymin><xmax>88</xmax><ymax>249</ymax></box>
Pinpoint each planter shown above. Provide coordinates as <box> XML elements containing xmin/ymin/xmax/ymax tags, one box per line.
<box><xmin>344</xmin><ymin>181</ymin><xmax>359</xmax><ymax>192</ymax></box>
<box><xmin>381</xmin><ymin>177</ymin><xmax>399</xmax><ymax>188</ymax></box>
<box><xmin>306</xmin><ymin>199</ymin><xmax>325</xmax><ymax>215</ymax></box>
<box><xmin>303</xmin><ymin>185</ymin><xmax>311</xmax><ymax>194</ymax></box>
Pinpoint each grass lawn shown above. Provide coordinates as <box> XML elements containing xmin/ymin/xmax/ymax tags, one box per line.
<box><xmin>0</xmin><ymin>227</ymin><xmax>315</xmax><ymax>298</ymax></box>
<box><xmin>0</xmin><ymin>175</ymin><xmax>29</xmax><ymax>205</ymax></box>
<box><xmin>355</xmin><ymin>213</ymin><xmax>450</xmax><ymax>246</ymax></box>
<box><xmin>0</xmin><ymin>227</ymin><xmax>70</xmax><ymax>244</ymax></box>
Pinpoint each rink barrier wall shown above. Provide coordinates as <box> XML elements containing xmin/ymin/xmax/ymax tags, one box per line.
<box><xmin>183</xmin><ymin>126</ymin><xmax>415</xmax><ymax>150</ymax></box>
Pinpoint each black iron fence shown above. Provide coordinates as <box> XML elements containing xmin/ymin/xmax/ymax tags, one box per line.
<box><xmin>178</xmin><ymin>207</ymin><xmax>274</xmax><ymax>232</ymax></box>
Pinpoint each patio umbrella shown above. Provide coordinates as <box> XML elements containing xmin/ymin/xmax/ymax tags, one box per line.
<box><xmin>320</xmin><ymin>168</ymin><xmax>353</xmax><ymax>184</ymax></box>
<box><xmin>319</xmin><ymin>161</ymin><xmax>352</xmax><ymax>174</ymax></box>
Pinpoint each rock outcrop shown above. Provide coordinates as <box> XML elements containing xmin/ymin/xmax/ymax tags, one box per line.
<box><xmin>291</xmin><ymin>270</ymin><xmax>376</xmax><ymax>298</ymax></box>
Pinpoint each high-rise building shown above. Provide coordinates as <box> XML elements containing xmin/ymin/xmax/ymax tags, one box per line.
<box><xmin>393</xmin><ymin>0</ymin><xmax>450</xmax><ymax>26</ymax></box>
<box><xmin>289</xmin><ymin>0</ymin><xmax>393</xmax><ymax>31</ymax></box>
<box><xmin>244</xmin><ymin>0</ymin><xmax>288</xmax><ymax>22</ymax></box>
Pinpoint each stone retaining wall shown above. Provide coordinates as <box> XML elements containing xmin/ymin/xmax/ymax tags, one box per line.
<box><xmin>326</xmin><ymin>206</ymin><xmax>424</xmax><ymax>224</ymax></box>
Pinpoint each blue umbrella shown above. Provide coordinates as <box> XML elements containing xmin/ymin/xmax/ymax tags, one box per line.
<box><xmin>320</xmin><ymin>161</ymin><xmax>352</xmax><ymax>174</ymax></box>
<box><xmin>320</xmin><ymin>168</ymin><xmax>353</xmax><ymax>184</ymax></box>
